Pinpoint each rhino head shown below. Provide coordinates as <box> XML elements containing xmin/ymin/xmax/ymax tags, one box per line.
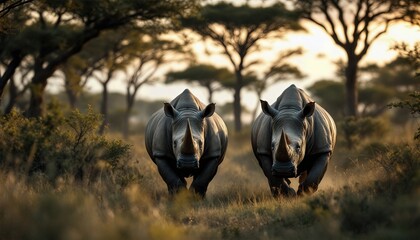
<box><xmin>164</xmin><ymin>102</ymin><xmax>215</xmax><ymax>170</ymax></box>
<box><xmin>260</xmin><ymin>100</ymin><xmax>315</xmax><ymax>178</ymax></box>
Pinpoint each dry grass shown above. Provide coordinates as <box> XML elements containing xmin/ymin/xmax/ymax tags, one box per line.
<box><xmin>0</xmin><ymin>126</ymin><xmax>419</xmax><ymax>240</ymax></box>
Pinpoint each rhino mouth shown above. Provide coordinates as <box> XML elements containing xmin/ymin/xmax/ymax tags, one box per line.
<box><xmin>177</xmin><ymin>156</ymin><xmax>199</xmax><ymax>169</ymax></box>
<box><xmin>272</xmin><ymin>161</ymin><xmax>297</xmax><ymax>178</ymax></box>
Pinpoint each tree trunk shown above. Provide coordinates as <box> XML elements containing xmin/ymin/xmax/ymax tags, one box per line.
<box><xmin>99</xmin><ymin>83</ymin><xmax>108</xmax><ymax>135</ymax></box>
<box><xmin>345</xmin><ymin>56</ymin><xmax>359</xmax><ymax>117</ymax></box>
<box><xmin>233</xmin><ymin>70</ymin><xmax>243</xmax><ymax>132</ymax></box>
<box><xmin>26</xmin><ymin>70</ymin><xmax>51</xmax><ymax>118</ymax></box>
<box><xmin>0</xmin><ymin>53</ymin><xmax>23</xmax><ymax>107</ymax></box>
<box><xmin>65</xmin><ymin>86</ymin><xmax>78</xmax><ymax>109</ymax></box>
<box><xmin>123</xmin><ymin>89</ymin><xmax>135</xmax><ymax>139</ymax></box>
<box><xmin>4</xmin><ymin>77</ymin><xmax>18</xmax><ymax>114</ymax></box>
<box><xmin>252</xmin><ymin>91</ymin><xmax>263</xmax><ymax>121</ymax></box>
<box><xmin>206</xmin><ymin>84</ymin><xmax>213</xmax><ymax>103</ymax></box>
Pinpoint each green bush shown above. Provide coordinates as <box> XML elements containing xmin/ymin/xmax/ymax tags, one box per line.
<box><xmin>0</xmin><ymin>106</ymin><xmax>131</xmax><ymax>184</ymax></box>
<box><xmin>388</xmin><ymin>91</ymin><xmax>420</xmax><ymax>140</ymax></box>
<box><xmin>340</xmin><ymin>116</ymin><xmax>389</xmax><ymax>149</ymax></box>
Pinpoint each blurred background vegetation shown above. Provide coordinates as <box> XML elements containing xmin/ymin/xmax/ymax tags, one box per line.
<box><xmin>0</xmin><ymin>0</ymin><xmax>419</xmax><ymax>239</ymax></box>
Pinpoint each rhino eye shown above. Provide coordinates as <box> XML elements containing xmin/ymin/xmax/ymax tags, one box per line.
<box><xmin>296</xmin><ymin>144</ymin><xmax>301</xmax><ymax>152</ymax></box>
<box><xmin>173</xmin><ymin>141</ymin><xmax>177</xmax><ymax>148</ymax></box>
<box><xmin>271</xmin><ymin>143</ymin><xmax>275</xmax><ymax>150</ymax></box>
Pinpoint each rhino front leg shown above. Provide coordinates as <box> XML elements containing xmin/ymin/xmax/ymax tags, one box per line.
<box><xmin>190</xmin><ymin>159</ymin><xmax>219</xmax><ymax>198</ymax></box>
<box><xmin>155</xmin><ymin>158</ymin><xmax>187</xmax><ymax>195</ymax></box>
<box><xmin>298</xmin><ymin>152</ymin><xmax>330</xmax><ymax>195</ymax></box>
<box><xmin>258</xmin><ymin>155</ymin><xmax>296</xmax><ymax>197</ymax></box>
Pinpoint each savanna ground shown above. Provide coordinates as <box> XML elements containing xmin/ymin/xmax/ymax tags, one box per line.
<box><xmin>0</xmin><ymin>109</ymin><xmax>419</xmax><ymax>240</ymax></box>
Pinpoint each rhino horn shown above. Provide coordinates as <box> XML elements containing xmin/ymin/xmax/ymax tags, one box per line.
<box><xmin>181</xmin><ymin>119</ymin><xmax>195</xmax><ymax>155</ymax></box>
<box><xmin>276</xmin><ymin>130</ymin><xmax>291</xmax><ymax>161</ymax></box>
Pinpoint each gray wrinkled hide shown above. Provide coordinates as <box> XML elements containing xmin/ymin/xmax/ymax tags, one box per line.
<box><xmin>251</xmin><ymin>84</ymin><xmax>336</xmax><ymax>196</ymax></box>
<box><xmin>145</xmin><ymin>89</ymin><xmax>228</xmax><ymax>197</ymax></box>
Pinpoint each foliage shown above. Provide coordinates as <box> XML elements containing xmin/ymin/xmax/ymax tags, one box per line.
<box><xmin>292</xmin><ymin>0</ymin><xmax>419</xmax><ymax>116</ymax></box>
<box><xmin>0</xmin><ymin>105</ymin><xmax>131</xmax><ymax>183</ymax></box>
<box><xmin>340</xmin><ymin>116</ymin><xmax>389</xmax><ymax>149</ymax></box>
<box><xmin>308</xmin><ymin>80</ymin><xmax>346</xmax><ymax>120</ymax></box>
<box><xmin>182</xmin><ymin>1</ymin><xmax>302</xmax><ymax>131</ymax></box>
<box><xmin>392</xmin><ymin>42</ymin><xmax>420</xmax><ymax>78</ymax></box>
<box><xmin>0</xmin><ymin>0</ymin><xmax>200</xmax><ymax>117</ymax></box>
<box><xmin>388</xmin><ymin>91</ymin><xmax>420</xmax><ymax>140</ymax></box>
<box><xmin>0</xmin><ymin>129</ymin><xmax>419</xmax><ymax>239</ymax></box>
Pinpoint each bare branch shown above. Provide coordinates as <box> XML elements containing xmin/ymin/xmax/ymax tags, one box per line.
<box><xmin>357</xmin><ymin>20</ymin><xmax>390</xmax><ymax>60</ymax></box>
<box><xmin>319</xmin><ymin>0</ymin><xmax>346</xmax><ymax>48</ymax></box>
<box><xmin>330</xmin><ymin>0</ymin><xmax>350</xmax><ymax>45</ymax></box>
<box><xmin>204</xmin><ymin>26</ymin><xmax>239</xmax><ymax>71</ymax></box>
<box><xmin>0</xmin><ymin>0</ymin><xmax>33</xmax><ymax>18</ymax></box>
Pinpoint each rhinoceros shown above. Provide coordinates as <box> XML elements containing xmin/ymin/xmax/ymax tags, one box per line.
<box><xmin>251</xmin><ymin>84</ymin><xmax>336</xmax><ymax>196</ymax></box>
<box><xmin>145</xmin><ymin>89</ymin><xmax>228</xmax><ymax>197</ymax></box>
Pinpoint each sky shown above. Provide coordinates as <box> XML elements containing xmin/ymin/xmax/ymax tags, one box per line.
<box><xmin>46</xmin><ymin>18</ymin><xmax>420</xmax><ymax>120</ymax></box>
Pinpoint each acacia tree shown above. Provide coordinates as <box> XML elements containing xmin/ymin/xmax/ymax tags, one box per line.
<box><xmin>0</xmin><ymin>0</ymin><xmax>198</xmax><ymax>118</ymax></box>
<box><xmin>249</xmin><ymin>48</ymin><xmax>305</xmax><ymax>120</ymax></box>
<box><xmin>0</xmin><ymin>0</ymin><xmax>32</xmax><ymax>18</ymax></box>
<box><xmin>0</xmin><ymin>3</ymin><xmax>30</xmax><ymax>108</ymax></box>
<box><xmin>182</xmin><ymin>2</ymin><xmax>302</xmax><ymax>132</ymax></box>
<box><xmin>3</xmin><ymin>58</ymin><xmax>32</xmax><ymax>114</ymax></box>
<box><xmin>87</xmin><ymin>30</ymin><xmax>133</xmax><ymax>135</ymax></box>
<box><xmin>123</xmin><ymin>35</ymin><xmax>179</xmax><ymax>139</ymax></box>
<box><xmin>292</xmin><ymin>0</ymin><xmax>418</xmax><ymax>116</ymax></box>
<box><xmin>60</xmin><ymin>51</ymin><xmax>103</xmax><ymax>109</ymax></box>
<box><xmin>166</xmin><ymin>64</ymin><xmax>234</xmax><ymax>103</ymax></box>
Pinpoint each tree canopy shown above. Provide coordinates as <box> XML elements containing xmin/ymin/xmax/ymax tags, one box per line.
<box><xmin>0</xmin><ymin>0</ymin><xmax>199</xmax><ymax>117</ymax></box>
<box><xmin>182</xmin><ymin>2</ymin><xmax>302</xmax><ymax>131</ymax></box>
<box><xmin>291</xmin><ymin>0</ymin><xmax>419</xmax><ymax>116</ymax></box>
<box><xmin>166</xmin><ymin>64</ymin><xmax>234</xmax><ymax>103</ymax></box>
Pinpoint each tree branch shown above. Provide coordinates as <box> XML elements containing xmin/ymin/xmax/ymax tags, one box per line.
<box><xmin>330</xmin><ymin>0</ymin><xmax>350</xmax><ymax>45</ymax></box>
<box><xmin>319</xmin><ymin>0</ymin><xmax>346</xmax><ymax>48</ymax></box>
<box><xmin>204</xmin><ymin>26</ymin><xmax>239</xmax><ymax>71</ymax></box>
<box><xmin>0</xmin><ymin>0</ymin><xmax>33</xmax><ymax>18</ymax></box>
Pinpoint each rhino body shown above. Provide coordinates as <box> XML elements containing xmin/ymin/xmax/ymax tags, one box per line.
<box><xmin>251</xmin><ymin>85</ymin><xmax>336</xmax><ymax>196</ymax></box>
<box><xmin>145</xmin><ymin>89</ymin><xmax>228</xmax><ymax>197</ymax></box>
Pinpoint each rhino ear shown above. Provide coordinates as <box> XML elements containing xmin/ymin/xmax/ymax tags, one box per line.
<box><xmin>164</xmin><ymin>103</ymin><xmax>179</xmax><ymax>118</ymax></box>
<box><xmin>260</xmin><ymin>100</ymin><xmax>278</xmax><ymax>118</ymax></box>
<box><xmin>302</xmin><ymin>102</ymin><xmax>315</xmax><ymax>118</ymax></box>
<box><xmin>201</xmin><ymin>103</ymin><xmax>215</xmax><ymax>118</ymax></box>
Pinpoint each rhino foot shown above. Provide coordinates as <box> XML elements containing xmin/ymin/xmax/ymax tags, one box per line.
<box><xmin>281</xmin><ymin>185</ymin><xmax>297</xmax><ymax>198</ymax></box>
<box><xmin>270</xmin><ymin>185</ymin><xmax>296</xmax><ymax>198</ymax></box>
<box><xmin>297</xmin><ymin>183</ymin><xmax>318</xmax><ymax>196</ymax></box>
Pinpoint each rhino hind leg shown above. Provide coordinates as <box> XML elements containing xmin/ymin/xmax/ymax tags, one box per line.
<box><xmin>297</xmin><ymin>153</ymin><xmax>330</xmax><ymax>195</ymax></box>
<box><xmin>155</xmin><ymin>158</ymin><xmax>187</xmax><ymax>195</ymax></box>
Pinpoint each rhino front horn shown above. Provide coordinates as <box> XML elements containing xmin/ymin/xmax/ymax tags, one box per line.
<box><xmin>181</xmin><ymin>119</ymin><xmax>195</xmax><ymax>155</ymax></box>
<box><xmin>276</xmin><ymin>130</ymin><xmax>291</xmax><ymax>161</ymax></box>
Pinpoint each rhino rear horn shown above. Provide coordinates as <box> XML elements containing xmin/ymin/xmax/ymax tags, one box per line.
<box><xmin>276</xmin><ymin>130</ymin><xmax>291</xmax><ymax>161</ymax></box>
<box><xmin>181</xmin><ymin>119</ymin><xmax>195</xmax><ymax>154</ymax></box>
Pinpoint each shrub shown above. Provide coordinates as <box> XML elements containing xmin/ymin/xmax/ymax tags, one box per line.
<box><xmin>372</xmin><ymin>143</ymin><xmax>419</xmax><ymax>193</ymax></box>
<box><xmin>388</xmin><ymin>91</ymin><xmax>420</xmax><ymax>140</ymax></box>
<box><xmin>340</xmin><ymin>116</ymin><xmax>389</xmax><ymax>149</ymax></box>
<box><xmin>0</xmin><ymin>106</ymin><xmax>131</xmax><ymax>184</ymax></box>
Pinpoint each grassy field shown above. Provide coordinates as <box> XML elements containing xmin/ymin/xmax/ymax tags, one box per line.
<box><xmin>0</xmin><ymin>124</ymin><xmax>419</xmax><ymax>240</ymax></box>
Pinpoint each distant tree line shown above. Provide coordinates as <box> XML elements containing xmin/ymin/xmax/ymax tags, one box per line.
<box><xmin>0</xmin><ymin>0</ymin><xmax>418</xmax><ymax>136</ymax></box>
